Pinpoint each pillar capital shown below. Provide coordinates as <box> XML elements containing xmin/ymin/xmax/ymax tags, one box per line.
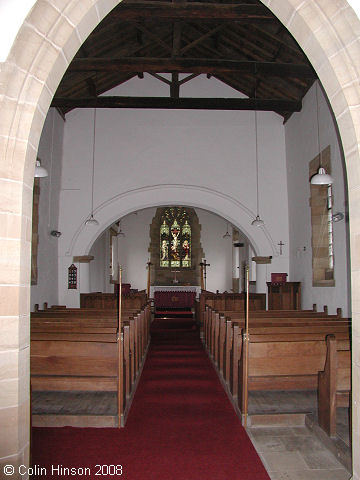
<box><xmin>252</xmin><ymin>256</ymin><xmax>272</xmax><ymax>264</ymax></box>
<box><xmin>73</xmin><ymin>255</ymin><xmax>94</xmax><ymax>263</ymax></box>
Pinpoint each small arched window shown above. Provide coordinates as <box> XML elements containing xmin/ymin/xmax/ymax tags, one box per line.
<box><xmin>160</xmin><ymin>207</ymin><xmax>191</xmax><ymax>268</ymax></box>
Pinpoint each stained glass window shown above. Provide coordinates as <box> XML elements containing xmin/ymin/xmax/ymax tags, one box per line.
<box><xmin>160</xmin><ymin>220</ymin><xmax>170</xmax><ymax>267</ymax></box>
<box><xmin>160</xmin><ymin>208</ymin><xmax>192</xmax><ymax>268</ymax></box>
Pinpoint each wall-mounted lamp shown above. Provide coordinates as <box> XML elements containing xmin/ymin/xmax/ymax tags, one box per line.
<box><xmin>332</xmin><ymin>212</ymin><xmax>344</xmax><ymax>223</ymax></box>
<box><xmin>34</xmin><ymin>159</ymin><xmax>48</xmax><ymax>178</ymax></box>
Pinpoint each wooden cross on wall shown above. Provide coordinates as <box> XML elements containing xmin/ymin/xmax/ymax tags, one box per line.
<box><xmin>278</xmin><ymin>241</ymin><xmax>285</xmax><ymax>255</ymax></box>
<box><xmin>171</xmin><ymin>270</ymin><xmax>180</xmax><ymax>284</ymax></box>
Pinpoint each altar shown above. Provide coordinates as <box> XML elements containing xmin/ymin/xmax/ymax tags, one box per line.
<box><xmin>150</xmin><ymin>286</ymin><xmax>201</xmax><ymax>309</ymax></box>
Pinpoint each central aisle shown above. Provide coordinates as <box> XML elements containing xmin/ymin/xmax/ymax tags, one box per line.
<box><xmin>32</xmin><ymin>317</ymin><xmax>270</xmax><ymax>479</ymax></box>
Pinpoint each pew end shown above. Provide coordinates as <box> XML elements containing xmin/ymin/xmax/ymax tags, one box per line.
<box><xmin>318</xmin><ymin>334</ymin><xmax>351</xmax><ymax>438</ymax></box>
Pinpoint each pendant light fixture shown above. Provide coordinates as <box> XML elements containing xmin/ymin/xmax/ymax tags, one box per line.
<box><xmin>85</xmin><ymin>107</ymin><xmax>99</xmax><ymax>226</ymax></box>
<box><xmin>223</xmin><ymin>222</ymin><xmax>231</xmax><ymax>239</ymax></box>
<box><xmin>310</xmin><ymin>81</ymin><xmax>334</xmax><ymax>186</ymax></box>
<box><xmin>251</xmin><ymin>91</ymin><xmax>264</xmax><ymax>227</ymax></box>
<box><xmin>34</xmin><ymin>159</ymin><xmax>48</xmax><ymax>178</ymax></box>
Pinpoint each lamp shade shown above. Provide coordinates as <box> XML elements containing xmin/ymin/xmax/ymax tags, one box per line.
<box><xmin>34</xmin><ymin>160</ymin><xmax>48</xmax><ymax>178</ymax></box>
<box><xmin>222</xmin><ymin>223</ymin><xmax>231</xmax><ymax>238</ymax></box>
<box><xmin>251</xmin><ymin>215</ymin><xmax>264</xmax><ymax>227</ymax></box>
<box><xmin>310</xmin><ymin>167</ymin><xmax>334</xmax><ymax>185</ymax></box>
<box><xmin>85</xmin><ymin>214</ymin><xmax>99</xmax><ymax>226</ymax></box>
<box><xmin>332</xmin><ymin>212</ymin><xmax>344</xmax><ymax>222</ymax></box>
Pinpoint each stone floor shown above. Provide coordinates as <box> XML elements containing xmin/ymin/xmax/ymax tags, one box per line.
<box><xmin>32</xmin><ymin>391</ymin><xmax>353</xmax><ymax>479</ymax></box>
<box><xmin>248</xmin><ymin>390</ymin><xmax>350</xmax><ymax>446</ymax></box>
<box><xmin>32</xmin><ymin>391</ymin><xmax>118</xmax><ymax>415</ymax></box>
<box><xmin>247</xmin><ymin>425</ymin><xmax>351</xmax><ymax>480</ymax></box>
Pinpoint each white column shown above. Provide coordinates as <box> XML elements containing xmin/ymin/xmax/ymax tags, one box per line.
<box><xmin>255</xmin><ymin>263</ymin><xmax>267</xmax><ymax>294</ymax></box>
<box><xmin>232</xmin><ymin>243</ymin><xmax>240</xmax><ymax>293</ymax></box>
<box><xmin>233</xmin><ymin>243</ymin><xmax>240</xmax><ymax>279</ymax></box>
<box><xmin>73</xmin><ymin>255</ymin><xmax>94</xmax><ymax>294</ymax></box>
<box><xmin>252</xmin><ymin>256</ymin><xmax>272</xmax><ymax>297</ymax></box>
<box><xmin>79</xmin><ymin>262</ymin><xmax>90</xmax><ymax>293</ymax></box>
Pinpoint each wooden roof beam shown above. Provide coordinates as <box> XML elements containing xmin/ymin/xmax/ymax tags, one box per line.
<box><xmin>111</xmin><ymin>2</ymin><xmax>274</xmax><ymax>21</ymax></box>
<box><xmin>51</xmin><ymin>96</ymin><xmax>302</xmax><ymax>112</ymax></box>
<box><xmin>68</xmin><ymin>57</ymin><xmax>315</xmax><ymax>78</ymax></box>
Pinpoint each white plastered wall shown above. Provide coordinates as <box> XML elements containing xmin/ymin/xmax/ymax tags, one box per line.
<box><xmin>89</xmin><ymin>230</ymin><xmax>112</xmax><ymax>293</ymax></box>
<box><xmin>30</xmin><ymin>108</ymin><xmax>64</xmax><ymax>310</ymax></box>
<box><xmin>286</xmin><ymin>83</ymin><xmax>350</xmax><ymax>316</ymax></box>
<box><xmin>57</xmin><ymin>74</ymin><xmax>290</xmax><ymax>306</ymax></box>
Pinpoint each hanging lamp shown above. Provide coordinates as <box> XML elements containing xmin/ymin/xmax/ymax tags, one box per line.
<box><xmin>223</xmin><ymin>222</ymin><xmax>231</xmax><ymax>238</ymax></box>
<box><xmin>251</xmin><ymin>96</ymin><xmax>264</xmax><ymax>227</ymax></box>
<box><xmin>310</xmin><ymin>82</ymin><xmax>334</xmax><ymax>186</ymax></box>
<box><xmin>85</xmin><ymin>107</ymin><xmax>99</xmax><ymax>226</ymax></box>
<box><xmin>34</xmin><ymin>159</ymin><xmax>48</xmax><ymax>178</ymax></box>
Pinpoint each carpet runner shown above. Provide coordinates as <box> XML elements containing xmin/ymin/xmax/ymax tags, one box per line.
<box><xmin>32</xmin><ymin>317</ymin><xmax>270</xmax><ymax>480</ymax></box>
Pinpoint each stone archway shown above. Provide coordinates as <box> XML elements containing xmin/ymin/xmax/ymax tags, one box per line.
<box><xmin>1</xmin><ymin>1</ymin><xmax>360</xmax><ymax>477</ymax></box>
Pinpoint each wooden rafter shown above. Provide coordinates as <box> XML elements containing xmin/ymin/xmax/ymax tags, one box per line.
<box><xmin>180</xmin><ymin>24</ymin><xmax>226</xmax><ymax>55</ymax></box>
<box><xmin>51</xmin><ymin>96</ymin><xmax>302</xmax><ymax>112</ymax></box>
<box><xmin>110</xmin><ymin>2</ymin><xmax>275</xmax><ymax>21</ymax></box>
<box><xmin>54</xmin><ymin>0</ymin><xmax>317</xmax><ymax>118</ymax></box>
<box><xmin>68</xmin><ymin>57</ymin><xmax>315</xmax><ymax>78</ymax></box>
<box><xmin>133</xmin><ymin>23</ymin><xmax>173</xmax><ymax>52</ymax></box>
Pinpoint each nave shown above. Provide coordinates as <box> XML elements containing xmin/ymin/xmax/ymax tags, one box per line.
<box><xmin>32</xmin><ymin>315</ymin><xmax>271</xmax><ymax>480</ymax></box>
<box><xmin>31</xmin><ymin>312</ymin><xmax>350</xmax><ymax>480</ymax></box>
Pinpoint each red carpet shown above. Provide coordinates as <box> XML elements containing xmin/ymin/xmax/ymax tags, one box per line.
<box><xmin>32</xmin><ymin>318</ymin><xmax>270</xmax><ymax>480</ymax></box>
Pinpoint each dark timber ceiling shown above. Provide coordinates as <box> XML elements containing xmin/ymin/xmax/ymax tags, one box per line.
<box><xmin>52</xmin><ymin>0</ymin><xmax>317</xmax><ymax>121</ymax></box>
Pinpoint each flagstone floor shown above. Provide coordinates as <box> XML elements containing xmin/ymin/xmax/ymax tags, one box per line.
<box><xmin>247</xmin><ymin>425</ymin><xmax>351</xmax><ymax>480</ymax></box>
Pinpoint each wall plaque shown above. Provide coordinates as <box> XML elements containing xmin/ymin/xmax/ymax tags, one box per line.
<box><xmin>68</xmin><ymin>264</ymin><xmax>77</xmax><ymax>289</ymax></box>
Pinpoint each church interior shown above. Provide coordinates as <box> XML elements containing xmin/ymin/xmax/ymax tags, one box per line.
<box><xmin>2</xmin><ymin>1</ymin><xmax>358</xmax><ymax>479</ymax></box>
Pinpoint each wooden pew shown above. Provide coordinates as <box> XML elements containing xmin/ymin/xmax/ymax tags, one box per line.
<box><xmin>205</xmin><ymin>305</ymin><xmax>344</xmax><ymax>356</ymax></box>
<box><xmin>31</xmin><ymin>335</ymin><xmax>118</xmax><ymax>391</ymax></box>
<box><xmin>236</xmin><ymin>325</ymin><xmax>351</xmax><ymax>415</ymax></box>
<box><xmin>232</xmin><ymin>324</ymin><xmax>349</xmax><ymax>397</ymax></box>
<box><xmin>204</xmin><ymin>305</ymin><xmax>346</xmax><ymax>376</ymax></box>
<box><xmin>202</xmin><ymin>304</ymin><xmax>352</xmax><ymax>435</ymax></box>
<box><xmin>198</xmin><ymin>291</ymin><xmax>266</xmax><ymax>327</ymax></box>
<box><xmin>203</xmin><ymin>305</ymin><xmax>350</xmax><ymax>396</ymax></box>
<box><xmin>30</xmin><ymin>304</ymin><xmax>151</xmax><ymax>425</ymax></box>
<box><xmin>80</xmin><ymin>291</ymin><xmax>147</xmax><ymax>310</ymax></box>
<box><xmin>318</xmin><ymin>334</ymin><xmax>351</xmax><ymax>437</ymax></box>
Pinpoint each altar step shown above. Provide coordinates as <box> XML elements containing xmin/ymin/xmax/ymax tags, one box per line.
<box><xmin>155</xmin><ymin>308</ymin><xmax>193</xmax><ymax>320</ymax></box>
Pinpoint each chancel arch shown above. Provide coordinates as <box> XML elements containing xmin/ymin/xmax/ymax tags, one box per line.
<box><xmin>63</xmin><ymin>185</ymin><xmax>274</xmax><ymax>259</ymax></box>
<box><xmin>58</xmin><ymin>185</ymin><xmax>281</xmax><ymax>307</ymax></box>
<box><xmin>91</xmin><ymin>206</ymin><xmax>254</xmax><ymax>295</ymax></box>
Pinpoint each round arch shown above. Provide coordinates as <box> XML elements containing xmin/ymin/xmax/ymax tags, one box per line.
<box><xmin>1</xmin><ymin>0</ymin><xmax>360</xmax><ymax>475</ymax></box>
<box><xmin>65</xmin><ymin>185</ymin><xmax>276</xmax><ymax>257</ymax></box>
